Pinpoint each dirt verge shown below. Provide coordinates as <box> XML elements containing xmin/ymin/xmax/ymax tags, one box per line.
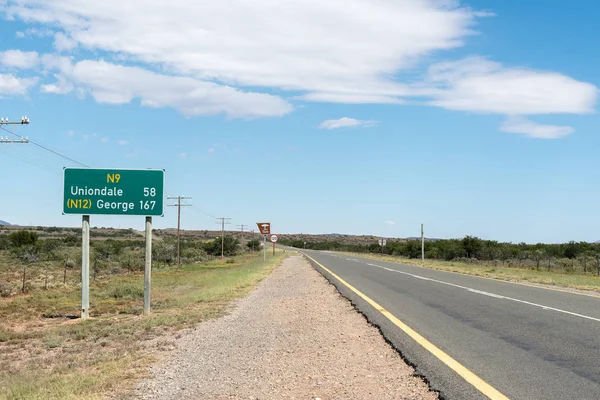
<box><xmin>135</xmin><ymin>255</ymin><xmax>436</xmax><ymax>399</ymax></box>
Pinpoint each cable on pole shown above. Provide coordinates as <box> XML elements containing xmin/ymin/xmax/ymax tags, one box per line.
<box><xmin>0</xmin><ymin>125</ymin><xmax>89</xmax><ymax>168</ymax></box>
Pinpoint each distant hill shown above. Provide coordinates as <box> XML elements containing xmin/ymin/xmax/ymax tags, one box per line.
<box><xmin>0</xmin><ymin>220</ymin><xmax>10</xmax><ymax>226</ymax></box>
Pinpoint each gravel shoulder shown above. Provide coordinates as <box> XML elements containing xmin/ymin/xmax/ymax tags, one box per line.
<box><xmin>134</xmin><ymin>255</ymin><xmax>437</xmax><ymax>400</ymax></box>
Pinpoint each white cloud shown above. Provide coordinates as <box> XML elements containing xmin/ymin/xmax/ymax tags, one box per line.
<box><xmin>40</xmin><ymin>54</ymin><xmax>74</xmax><ymax>73</ymax></box>
<box><xmin>40</xmin><ymin>73</ymin><xmax>73</xmax><ymax>94</ymax></box>
<box><xmin>207</xmin><ymin>147</ymin><xmax>215</xmax><ymax>153</ymax></box>
<box><xmin>100</xmin><ymin>137</ymin><xmax>109</xmax><ymax>143</ymax></box>
<box><xmin>301</xmin><ymin>92</ymin><xmax>405</xmax><ymax>104</ymax></box>
<box><xmin>177</xmin><ymin>152</ymin><xmax>187</xmax><ymax>159</ymax></box>
<box><xmin>499</xmin><ymin>116</ymin><xmax>574</xmax><ymax>139</ymax></box>
<box><xmin>385</xmin><ymin>220</ymin><xmax>396</xmax><ymax>225</ymax></box>
<box><xmin>66</xmin><ymin>130</ymin><xmax>75</xmax><ymax>137</ymax></box>
<box><xmin>0</xmin><ymin>50</ymin><xmax>39</xmax><ymax>68</ymax></box>
<box><xmin>53</xmin><ymin>32</ymin><xmax>77</xmax><ymax>51</ymax></box>
<box><xmin>82</xmin><ymin>134</ymin><xmax>89</xmax><ymax>139</ymax></box>
<box><xmin>1</xmin><ymin>1</ymin><xmax>597</xmax><ymax>135</ymax></box>
<box><xmin>118</xmin><ymin>139</ymin><xmax>128</xmax><ymax>145</ymax></box>
<box><xmin>0</xmin><ymin>73</ymin><xmax>38</xmax><ymax>95</ymax></box>
<box><xmin>426</xmin><ymin>57</ymin><xmax>598</xmax><ymax>115</ymax></box>
<box><xmin>319</xmin><ymin>117</ymin><xmax>377</xmax><ymax>130</ymax></box>
<box><xmin>15</xmin><ymin>28</ymin><xmax>54</xmax><ymax>38</ymax></box>
<box><xmin>3</xmin><ymin>0</ymin><xmax>480</xmax><ymax>103</ymax></box>
<box><xmin>46</xmin><ymin>60</ymin><xmax>292</xmax><ymax>118</ymax></box>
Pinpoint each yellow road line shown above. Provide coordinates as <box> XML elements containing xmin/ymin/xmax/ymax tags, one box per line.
<box><xmin>304</xmin><ymin>253</ymin><xmax>509</xmax><ymax>400</ymax></box>
<box><xmin>342</xmin><ymin>252</ymin><xmax>600</xmax><ymax>300</ymax></box>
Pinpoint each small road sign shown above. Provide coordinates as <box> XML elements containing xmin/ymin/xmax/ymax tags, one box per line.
<box><xmin>270</xmin><ymin>234</ymin><xmax>279</xmax><ymax>243</ymax></box>
<box><xmin>257</xmin><ymin>222</ymin><xmax>271</xmax><ymax>235</ymax></box>
<box><xmin>378</xmin><ymin>238</ymin><xmax>387</xmax><ymax>246</ymax></box>
<box><xmin>63</xmin><ymin>168</ymin><xmax>164</xmax><ymax>216</ymax></box>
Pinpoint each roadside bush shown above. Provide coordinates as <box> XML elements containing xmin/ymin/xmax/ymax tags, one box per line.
<box><xmin>106</xmin><ymin>284</ymin><xmax>144</xmax><ymax>299</ymax></box>
<box><xmin>181</xmin><ymin>247</ymin><xmax>207</xmax><ymax>263</ymax></box>
<box><xmin>63</xmin><ymin>235</ymin><xmax>79</xmax><ymax>246</ymax></box>
<box><xmin>0</xmin><ymin>282</ymin><xmax>12</xmax><ymax>297</ymax></box>
<box><xmin>203</xmin><ymin>236</ymin><xmax>240</xmax><ymax>257</ymax></box>
<box><xmin>120</xmin><ymin>254</ymin><xmax>143</xmax><ymax>272</ymax></box>
<box><xmin>39</xmin><ymin>239</ymin><xmax>64</xmax><ymax>261</ymax></box>
<box><xmin>11</xmin><ymin>245</ymin><xmax>40</xmax><ymax>263</ymax></box>
<box><xmin>246</xmin><ymin>239</ymin><xmax>261</xmax><ymax>252</ymax></box>
<box><xmin>153</xmin><ymin>241</ymin><xmax>176</xmax><ymax>266</ymax></box>
<box><xmin>0</xmin><ymin>236</ymin><xmax>9</xmax><ymax>250</ymax></box>
<box><xmin>8</xmin><ymin>230</ymin><xmax>38</xmax><ymax>248</ymax></box>
<box><xmin>92</xmin><ymin>239</ymin><xmax>125</xmax><ymax>261</ymax></box>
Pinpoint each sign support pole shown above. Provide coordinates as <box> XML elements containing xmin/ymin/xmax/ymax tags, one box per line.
<box><xmin>421</xmin><ymin>223</ymin><xmax>425</xmax><ymax>261</ymax></box>
<box><xmin>273</xmin><ymin>241</ymin><xmax>275</xmax><ymax>256</ymax></box>
<box><xmin>144</xmin><ymin>216</ymin><xmax>152</xmax><ymax>314</ymax></box>
<box><xmin>263</xmin><ymin>235</ymin><xmax>266</xmax><ymax>262</ymax></box>
<box><xmin>81</xmin><ymin>215</ymin><xmax>90</xmax><ymax>319</ymax></box>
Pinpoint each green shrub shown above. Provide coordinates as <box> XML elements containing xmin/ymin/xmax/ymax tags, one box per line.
<box><xmin>106</xmin><ymin>284</ymin><xmax>144</xmax><ymax>299</ymax></box>
<box><xmin>203</xmin><ymin>236</ymin><xmax>240</xmax><ymax>257</ymax></box>
<box><xmin>8</xmin><ymin>231</ymin><xmax>39</xmax><ymax>248</ymax></box>
<box><xmin>63</xmin><ymin>235</ymin><xmax>79</xmax><ymax>246</ymax></box>
<box><xmin>0</xmin><ymin>282</ymin><xmax>12</xmax><ymax>297</ymax></box>
<box><xmin>246</xmin><ymin>240</ymin><xmax>261</xmax><ymax>252</ymax></box>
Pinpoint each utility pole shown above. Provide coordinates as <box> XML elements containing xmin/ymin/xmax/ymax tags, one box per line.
<box><xmin>217</xmin><ymin>217</ymin><xmax>232</xmax><ymax>259</ymax></box>
<box><xmin>251</xmin><ymin>230</ymin><xmax>256</xmax><ymax>251</ymax></box>
<box><xmin>237</xmin><ymin>224</ymin><xmax>247</xmax><ymax>251</ymax></box>
<box><xmin>421</xmin><ymin>223</ymin><xmax>425</xmax><ymax>261</ymax></box>
<box><xmin>0</xmin><ymin>116</ymin><xmax>30</xmax><ymax>144</ymax></box>
<box><xmin>167</xmin><ymin>196</ymin><xmax>192</xmax><ymax>267</ymax></box>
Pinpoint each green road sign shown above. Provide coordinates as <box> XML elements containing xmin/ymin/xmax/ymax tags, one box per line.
<box><xmin>63</xmin><ymin>168</ymin><xmax>165</xmax><ymax>216</ymax></box>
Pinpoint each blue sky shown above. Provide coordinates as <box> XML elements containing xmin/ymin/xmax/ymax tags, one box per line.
<box><xmin>0</xmin><ymin>0</ymin><xmax>598</xmax><ymax>243</ymax></box>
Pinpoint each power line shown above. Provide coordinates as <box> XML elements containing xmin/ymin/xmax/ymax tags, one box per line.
<box><xmin>189</xmin><ymin>205</ymin><xmax>217</xmax><ymax>220</ymax></box>
<box><xmin>0</xmin><ymin>125</ymin><xmax>88</xmax><ymax>168</ymax></box>
<box><xmin>0</xmin><ymin>145</ymin><xmax>61</xmax><ymax>175</ymax></box>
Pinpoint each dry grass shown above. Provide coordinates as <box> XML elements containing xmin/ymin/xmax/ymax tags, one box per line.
<box><xmin>0</xmin><ymin>250</ymin><xmax>288</xmax><ymax>400</ymax></box>
<box><xmin>340</xmin><ymin>252</ymin><xmax>600</xmax><ymax>293</ymax></box>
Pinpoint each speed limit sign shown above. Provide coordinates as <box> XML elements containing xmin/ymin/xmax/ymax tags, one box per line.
<box><xmin>270</xmin><ymin>234</ymin><xmax>279</xmax><ymax>243</ymax></box>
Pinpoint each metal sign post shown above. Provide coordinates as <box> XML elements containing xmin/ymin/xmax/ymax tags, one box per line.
<box><xmin>270</xmin><ymin>234</ymin><xmax>279</xmax><ymax>256</ymax></box>
<box><xmin>81</xmin><ymin>215</ymin><xmax>90</xmax><ymax>319</ymax></box>
<box><xmin>378</xmin><ymin>238</ymin><xmax>387</xmax><ymax>254</ymax></box>
<box><xmin>64</xmin><ymin>168</ymin><xmax>165</xmax><ymax>318</ymax></box>
<box><xmin>144</xmin><ymin>217</ymin><xmax>152</xmax><ymax>314</ymax></box>
<box><xmin>421</xmin><ymin>223</ymin><xmax>425</xmax><ymax>261</ymax></box>
<box><xmin>256</xmin><ymin>222</ymin><xmax>271</xmax><ymax>262</ymax></box>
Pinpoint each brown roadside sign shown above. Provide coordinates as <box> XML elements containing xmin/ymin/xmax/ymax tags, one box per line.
<box><xmin>256</xmin><ymin>222</ymin><xmax>271</xmax><ymax>235</ymax></box>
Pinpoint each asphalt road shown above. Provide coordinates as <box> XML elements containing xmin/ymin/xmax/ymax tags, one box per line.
<box><xmin>301</xmin><ymin>250</ymin><xmax>600</xmax><ymax>400</ymax></box>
